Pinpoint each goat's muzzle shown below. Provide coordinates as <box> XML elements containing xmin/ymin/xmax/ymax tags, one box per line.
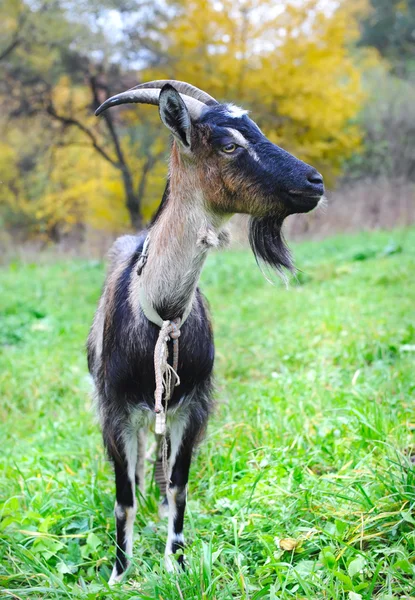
<box><xmin>285</xmin><ymin>168</ymin><xmax>324</xmax><ymax>213</ymax></box>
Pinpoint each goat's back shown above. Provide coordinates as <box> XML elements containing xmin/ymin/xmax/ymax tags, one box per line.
<box><xmin>107</xmin><ymin>233</ymin><xmax>147</xmax><ymax>276</ymax></box>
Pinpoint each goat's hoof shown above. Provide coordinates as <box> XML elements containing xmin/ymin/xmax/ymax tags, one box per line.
<box><xmin>164</xmin><ymin>552</ymin><xmax>186</xmax><ymax>572</ymax></box>
<box><xmin>108</xmin><ymin>565</ymin><xmax>126</xmax><ymax>586</ymax></box>
<box><xmin>177</xmin><ymin>553</ymin><xmax>186</xmax><ymax>569</ymax></box>
<box><xmin>165</xmin><ymin>553</ymin><xmax>186</xmax><ymax>572</ymax></box>
<box><xmin>164</xmin><ymin>553</ymin><xmax>175</xmax><ymax>573</ymax></box>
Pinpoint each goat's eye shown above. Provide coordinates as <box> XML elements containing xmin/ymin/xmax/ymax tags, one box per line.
<box><xmin>222</xmin><ymin>143</ymin><xmax>237</xmax><ymax>153</ymax></box>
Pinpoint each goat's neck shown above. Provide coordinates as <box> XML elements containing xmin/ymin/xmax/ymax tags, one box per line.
<box><xmin>134</xmin><ymin>152</ymin><xmax>227</xmax><ymax>324</ymax></box>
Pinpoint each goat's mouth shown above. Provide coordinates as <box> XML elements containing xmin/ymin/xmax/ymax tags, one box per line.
<box><xmin>261</xmin><ymin>191</ymin><xmax>321</xmax><ymax>220</ymax></box>
<box><xmin>285</xmin><ymin>191</ymin><xmax>323</xmax><ymax>214</ymax></box>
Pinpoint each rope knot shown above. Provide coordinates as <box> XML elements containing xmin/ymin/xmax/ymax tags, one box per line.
<box><xmin>154</xmin><ymin>318</ymin><xmax>181</xmax><ymax>435</ymax></box>
<box><xmin>169</xmin><ymin>326</ymin><xmax>181</xmax><ymax>340</ymax></box>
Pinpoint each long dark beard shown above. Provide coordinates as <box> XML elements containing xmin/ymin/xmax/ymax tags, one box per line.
<box><xmin>248</xmin><ymin>216</ymin><xmax>294</xmax><ymax>276</ymax></box>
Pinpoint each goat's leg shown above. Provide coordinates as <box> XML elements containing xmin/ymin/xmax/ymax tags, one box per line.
<box><xmin>108</xmin><ymin>431</ymin><xmax>138</xmax><ymax>585</ymax></box>
<box><xmin>135</xmin><ymin>428</ymin><xmax>147</xmax><ymax>498</ymax></box>
<box><xmin>164</xmin><ymin>419</ymin><xmax>201</xmax><ymax>571</ymax></box>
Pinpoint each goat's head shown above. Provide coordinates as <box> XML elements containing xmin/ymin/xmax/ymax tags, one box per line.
<box><xmin>96</xmin><ymin>80</ymin><xmax>325</xmax><ymax>273</ymax></box>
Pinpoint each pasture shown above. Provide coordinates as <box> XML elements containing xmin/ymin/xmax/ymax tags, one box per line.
<box><xmin>1</xmin><ymin>228</ymin><xmax>414</xmax><ymax>599</ymax></box>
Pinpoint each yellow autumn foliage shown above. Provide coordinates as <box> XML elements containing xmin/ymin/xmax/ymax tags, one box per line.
<box><xmin>145</xmin><ymin>0</ymin><xmax>367</xmax><ymax>183</ymax></box>
<box><xmin>0</xmin><ymin>108</ymin><xmax>130</xmax><ymax>237</ymax></box>
<box><xmin>1</xmin><ymin>0</ymin><xmax>373</xmax><ymax>237</ymax></box>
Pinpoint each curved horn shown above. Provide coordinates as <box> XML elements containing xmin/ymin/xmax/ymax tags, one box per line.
<box><xmin>95</xmin><ymin>88</ymin><xmax>207</xmax><ymax>120</ymax></box>
<box><xmin>129</xmin><ymin>80</ymin><xmax>218</xmax><ymax>106</ymax></box>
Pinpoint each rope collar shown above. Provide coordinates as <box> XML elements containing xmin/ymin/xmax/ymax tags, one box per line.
<box><xmin>136</xmin><ymin>234</ymin><xmax>150</xmax><ymax>276</ymax></box>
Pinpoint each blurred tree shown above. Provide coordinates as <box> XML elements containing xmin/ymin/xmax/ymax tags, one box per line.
<box><xmin>0</xmin><ymin>109</ymin><xmax>131</xmax><ymax>239</ymax></box>
<box><xmin>0</xmin><ymin>0</ymin><xmax>170</xmax><ymax>233</ymax></box>
<box><xmin>358</xmin><ymin>0</ymin><xmax>415</xmax><ymax>78</ymax></box>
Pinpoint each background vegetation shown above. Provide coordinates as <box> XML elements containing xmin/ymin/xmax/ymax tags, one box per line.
<box><xmin>1</xmin><ymin>0</ymin><xmax>414</xmax><ymax>247</ymax></box>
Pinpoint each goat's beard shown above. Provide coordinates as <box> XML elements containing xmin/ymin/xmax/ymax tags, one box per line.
<box><xmin>248</xmin><ymin>215</ymin><xmax>293</xmax><ymax>276</ymax></box>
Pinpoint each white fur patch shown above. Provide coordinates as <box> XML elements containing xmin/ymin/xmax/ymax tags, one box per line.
<box><xmin>168</xmin><ymin>414</ymin><xmax>190</xmax><ymax>473</ymax></box>
<box><xmin>124</xmin><ymin>503</ymin><xmax>137</xmax><ymax>558</ymax></box>
<box><xmin>197</xmin><ymin>226</ymin><xmax>220</xmax><ymax>248</ymax></box>
<box><xmin>226</xmin><ymin>103</ymin><xmax>248</xmax><ymax>118</ymax></box>
<box><xmin>248</xmin><ymin>147</ymin><xmax>260</xmax><ymax>162</ymax></box>
<box><xmin>226</xmin><ymin>128</ymin><xmax>249</xmax><ymax>147</ymax></box>
<box><xmin>226</xmin><ymin>128</ymin><xmax>259</xmax><ymax>162</ymax></box>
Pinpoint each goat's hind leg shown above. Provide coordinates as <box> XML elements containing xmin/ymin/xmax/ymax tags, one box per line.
<box><xmin>106</xmin><ymin>424</ymin><xmax>139</xmax><ymax>585</ymax></box>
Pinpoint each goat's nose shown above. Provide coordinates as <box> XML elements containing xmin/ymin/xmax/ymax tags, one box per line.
<box><xmin>305</xmin><ymin>168</ymin><xmax>324</xmax><ymax>197</ymax></box>
<box><xmin>307</xmin><ymin>170</ymin><xmax>324</xmax><ymax>186</ymax></box>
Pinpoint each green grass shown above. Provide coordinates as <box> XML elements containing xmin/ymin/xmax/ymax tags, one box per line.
<box><xmin>1</xmin><ymin>228</ymin><xmax>415</xmax><ymax>599</ymax></box>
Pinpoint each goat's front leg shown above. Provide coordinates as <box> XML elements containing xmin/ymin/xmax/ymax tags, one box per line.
<box><xmin>108</xmin><ymin>431</ymin><xmax>138</xmax><ymax>585</ymax></box>
<box><xmin>164</xmin><ymin>419</ymin><xmax>200</xmax><ymax>571</ymax></box>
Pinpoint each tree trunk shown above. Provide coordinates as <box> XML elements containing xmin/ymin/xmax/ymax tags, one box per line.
<box><xmin>126</xmin><ymin>194</ymin><xmax>143</xmax><ymax>229</ymax></box>
<box><xmin>90</xmin><ymin>76</ymin><xmax>144</xmax><ymax>230</ymax></box>
<box><xmin>132</xmin><ymin>154</ymin><xmax>156</xmax><ymax>227</ymax></box>
<box><xmin>121</xmin><ymin>167</ymin><xmax>143</xmax><ymax>230</ymax></box>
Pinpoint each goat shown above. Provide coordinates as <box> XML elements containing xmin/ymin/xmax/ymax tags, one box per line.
<box><xmin>87</xmin><ymin>80</ymin><xmax>324</xmax><ymax>584</ymax></box>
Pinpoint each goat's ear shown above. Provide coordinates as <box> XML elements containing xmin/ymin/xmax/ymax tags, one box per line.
<box><xmin>159</xmin><ymin>84</ymin><xmax>192</xmax><ymax>149</ymax></box>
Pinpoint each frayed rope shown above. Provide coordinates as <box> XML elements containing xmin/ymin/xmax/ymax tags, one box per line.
<box><xmin>153</xmin><ymin>318</ymin><xmax>181</xmax><ymax>483</ymax></box>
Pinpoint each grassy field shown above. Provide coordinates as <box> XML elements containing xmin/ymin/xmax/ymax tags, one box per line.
<box><xmin>1</xmin><ymin>228</ymin><xmax>415</xmax><ymax>600</ymax></box>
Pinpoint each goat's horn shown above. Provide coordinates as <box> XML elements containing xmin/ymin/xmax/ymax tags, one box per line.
<box><xmin>95</xmin><ymin>88</ymin><xmax>207</xmax><ymax>120</ymax></box>
<box><xmin>129</xmin><ymin>80</ymin><xmax>218</xmax><ymax>106</ymax></box>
